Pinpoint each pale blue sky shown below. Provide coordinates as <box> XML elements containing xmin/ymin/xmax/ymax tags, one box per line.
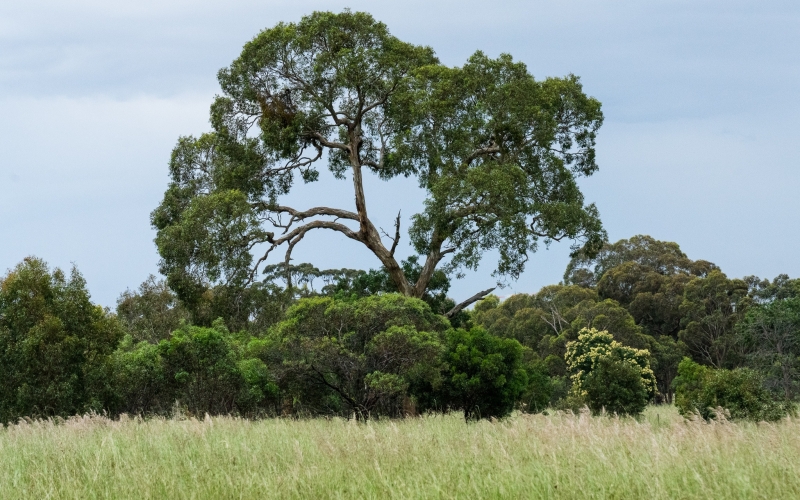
<box><xmin>1</xmin><ymin>0</ymin><xmax>798</xmax><ymax>306</ymax></box>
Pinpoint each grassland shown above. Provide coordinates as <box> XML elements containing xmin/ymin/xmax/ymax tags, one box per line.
<box><xmin>0</xmin><ymin>406</ymin><xmax>797</xmax><ymax>499</ymax></box>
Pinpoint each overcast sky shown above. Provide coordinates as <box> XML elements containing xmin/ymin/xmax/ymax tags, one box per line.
<box><xmin>1</xmin><ymin>0</ymin><xmax>798</xmax><ymax>307</ymax></box>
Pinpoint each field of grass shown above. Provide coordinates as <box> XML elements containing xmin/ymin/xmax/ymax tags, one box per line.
<box><xmin>0</xmin><ymin>406</ymin><xmax>797</xmax><ymax>499</ymax></box>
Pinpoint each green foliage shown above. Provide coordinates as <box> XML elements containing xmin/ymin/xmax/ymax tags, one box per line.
<box><xmin>393</xmin><ymin>52</ymin><xmax>606</xmax><ymax>279</ymax></box>
<box><xmin>109</xmin><ymin>335</ymin><xmax>169</xmax><ymax>414</ymax></box>
<box><xmin>472</xmin><ymin>285</ymin><xmax>650</xmax><ymax>366</ymax></box>
<box><xmin>564</xmin><ymin>234</ymin><xmax>716</xmax><ymax>288</ymax></box>
<box><xmin>439</xmin><ymin>327</ymin><xmax>529</xmax><ymax>420</ymax></box>
<box><xmin>738</xmin><ymin>297</ymin><xmax>800</xmax><ymax>400</ymax></box>
<box><xmin>565</xmin><ymin>328</ymin><xmax>656</xmax><ymax>415</ymax></box>
<box><xmin>649</xmin><ymin>334</ymin><xmax>688</xmax><ymax>403</ymax></box>
<box><xmin>518</xmin><ymin>353</ymin><xmax>554</xmax><ymax>413</ymax></box>
<box><xmin>569</xmin><ymin>298</ymin><xmax>651</xmax><ymax>349</ymax></box>
<box><xmin>581</xmin><ymin>352</ymin><xmax>649</xmax><ymax>416</ymax></box>
<box><xmin>274</xmin><ymin>294</ymin><xmax>448</xmax><ymax>419</ymax></box>
<box><xmin>158</xmin><ymin>320</ymin><xmax>246</xmax><ymax>414</ymax></box>
<box><xmin>110</xmin><ymin>321</ymin><xmax>279</xmax><ymax>416</ymax></box>
<box><xmin>598</xmin><ymin>262</ymin><xmax>695</xmax><ymax>337</ymax></box>
<box><xmin>116</xmin><ymin>275</ymin><xmax>189</xmax><ymax>343</ymax></box>
<box><xmin>673</xmin><ymin>358</ymin><xmax>792</xmax><ymax>421</ymax></box>
<box><xmin>332</xmin><ymin>256</ymin><xmax>456</xmax><ymax>314</ymax></box>
<box><xmin>746</xmin><ymin>274</ymin><xmax>800</xmax><ymax>303</ymax></box>
<box><xmin>679</xmin><ymin>270</ymin><xmax>750</xmax><ymax>369</ymax></box>
<box><xmin>118</xmin><ymin>270</ymin><xmax>292</xmax><ymax>337</ymax></box>
<box><xmin>0</xmin><ymin>258</ymin><xmax>123</xmax><ymax>422</ymax></box>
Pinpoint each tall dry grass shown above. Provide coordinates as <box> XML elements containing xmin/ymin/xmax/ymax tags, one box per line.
<box><xmin>0</xmin><ymin>406</ymin><xmax>796</xmax><ymax>499</ymax></box>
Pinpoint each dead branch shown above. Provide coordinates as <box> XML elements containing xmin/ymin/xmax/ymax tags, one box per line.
<box><xmin>380</xmin><ymin>211</ymin><xmax>401</xmax><ymax>257</ymax></box>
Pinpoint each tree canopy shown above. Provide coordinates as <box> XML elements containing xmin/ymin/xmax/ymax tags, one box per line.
<box><xmin>151</xmin><ymin>10</ymin><xmax>606</xmax><ymax>313</ymax></box>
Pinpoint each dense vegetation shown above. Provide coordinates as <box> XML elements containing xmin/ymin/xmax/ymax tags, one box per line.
<box><xmin>2</xmin><ymin>231</ymin><xmax>798</xmax><ymax>423</ymax></box>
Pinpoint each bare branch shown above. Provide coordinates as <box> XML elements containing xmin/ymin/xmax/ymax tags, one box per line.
<box><xmin>445</xmin><ymin>287</ymin><xmax>497</xmax><ymax>318</ymax></box>
<box><xmin>380</xmin><ymin>211</ymin><xmax>401</xmax><ymax>257</ymax></box>
<box><xmin>541</xmin><ymin>305</ymin><xmax>568</xmax><ymax>336</ymax></box>
<box><xmin>261</xmin><ymin>144</ymin><xmax>324</xmax><ymax>178</ymax></box>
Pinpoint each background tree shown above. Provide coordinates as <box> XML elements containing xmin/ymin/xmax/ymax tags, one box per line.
<box><xmin>738</xmin><ymin>296</ymin><xmax>800</xmax><ymax>400</ymax></box>
<box><xmin>151</xmin><ymin>10</ymin><xmax>606</xmax><ymax>317</ymax></box>
<box><xmin>561</xmin><ymin>235</ymin><xmax>720</xmax><ymax>398</ymax></box>
<box><xmin>0</xmin><ymin>258</ymin><xmax>122</xmax><ymax>422</ymax></box>
<box><xmin>116</xmin><ymin>275</ymin><xmax>189</xmax><ymax>343</ymax></box>
<box><xmin>118</xmin><ymin>275</ymin><xmax>289</xmax><ymax>336</ymax></box>
<box><xmin>678</xmin><ymin>270</ymin><xmax>750</xmax><ymax>369</ymax></box>
<box><xmin>564</xmin><ymin>234</ymin><xmax>716</xmax><ymax>288</ymax></box>
<box><xmin>746</xmin><ymin>274</ymin><xmax>800</xmax><ymax>304</ymax></box>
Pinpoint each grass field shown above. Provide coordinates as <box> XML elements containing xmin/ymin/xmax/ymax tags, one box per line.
<box><xmin>0</xmin><ymin>406</ymin><xmax>797</xmax><ymax>499</ymax></box>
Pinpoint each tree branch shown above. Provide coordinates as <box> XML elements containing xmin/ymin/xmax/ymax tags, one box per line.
<box><xmin>248</xmin><ymin>220</ymin><xmax>362</xmax><ymax>284</ymax></box>
<box><xmin>309</xmin><ymin>131</ymin><xmax>350</xmax><ymax>151</ymax></box>
<box><xmin>465</xmin><ymin>144</ymin><xmax>501</xmax><ymax>164</ymax></box>
<box><xmin>380</xmin><ymin>211</ymin><xmax>401</xmax><ymax>257</ymax></box>
<box><xmin>445</xmin><ymin>287</ymin><xmax>496</xmax><ymax>318</ymax></box>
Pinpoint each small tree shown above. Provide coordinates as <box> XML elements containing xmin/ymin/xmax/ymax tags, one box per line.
<box><xmin>274</xmin><ymin>294</ymin><xmax>448</xmax><ymax>419</ymax></box>
<box><xmin>439</xmin><ymin>327</ymin><xmax>529</xmax><ymax>420</ymax></box>
<box><xmin>565</xmin><ymin>327</ymin><xmax>656</xmax><ymax>415</ymax></box>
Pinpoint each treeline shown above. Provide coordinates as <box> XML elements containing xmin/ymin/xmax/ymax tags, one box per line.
<box><xmin>1</xmin><ymin>235</ymin><xmax>797</xmax><ymax>422</ymax></box>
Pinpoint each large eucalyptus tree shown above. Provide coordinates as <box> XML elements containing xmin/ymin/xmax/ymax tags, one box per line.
<box><xmin>152</xmin><ymin>10</ymin><xmax>606</xmax><ymax>315</ymax></box>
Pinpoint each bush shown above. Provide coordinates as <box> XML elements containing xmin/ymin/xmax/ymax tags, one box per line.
<box><xmin>110</xmin><ymin>320</ymin><xmax>279</xmax><ymax>417</ymax></box>
<box><xmin>110</xmin><ymin>336</ymin><xmax>169</xmax><ymax>414</ymax></box>
<box><xmin>439</xmin><ymin>327</ymin><xmax>529</xmax><ymax>420</ymax></box>
<box><xmin>518</xmin><ymin>354</ymin><xmax>554</xmax><ymax>413</ymax></box>
<box><xmin>673</xmin><ymin>358</ymin><xmax>792</xmax><ymax>421</ymax></box>
<box><xmin>274</xmin><ymin>294</ymin><xmax>448</xmax><ymax>419</ymax></box>
<box><xmin>582</xmin><ymin>353</ymin><xmax>649</xmax><ymax>415</ymax></box>
<box><xmin>565</xmin><ymin>328</ymin><xmax>656</xmax><ymax>416</ymax></box>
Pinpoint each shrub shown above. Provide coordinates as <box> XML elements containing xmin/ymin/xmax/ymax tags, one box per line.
<box><xmin>159</xmin><ymin>320</ymin><xmax>252</xmax><ymax>415</ymax></box>
<box><xmin>439</xmin><ymin>327</ymin><xmax>529</xmax><ymax>420</ymax></box>
<box><xmin>274</xmin><ymin>294</ymin><xmax>448</xmax><ymax>419</ymax></box>
<box><xmin>673</xmin><ymin>358</ymin><xmax>792</xmax><ymax>421</ymax></box>
<box><xmin>565</xmin><ymin>328</ymin><xmax>656</xmax><ymax>416</ymax></box>
<box><xmin>581</xmin><ymin>352</ymin><xmax>649</xmax><ymax>415</ymax></box>
<box><xmin>110</xmin><ymin>320</ymin><xmax>279</xmax><ymax>417</ymax></box>
<box><xmin>110</xmin><ymin>335</ymin><xmax>169</xmax><ymax>414</ymax></box>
